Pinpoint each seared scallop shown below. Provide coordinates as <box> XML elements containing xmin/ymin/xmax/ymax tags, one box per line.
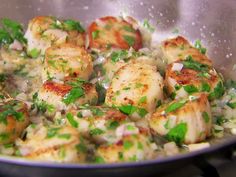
<box><xmin>105</xmin><ymin>63</ymin><xmax>164</xmax><ymax>120</ymax></box>
<box><xmin>42</xmin><ymin>44</ymin><xmax>93</xmax><ymax>82</ymax></box>
<box><xmin>165</xmin><ymin>57</ymin><xmax>224</xmax><ymax>100</ymax></box>
<box><xmin>37</xmin><ymin>81</ymin><xmax>97</xmax><ymax>111</ymax></box>
<box><xmin>161</xmin><ymin>36</ymin><xmax>212</xmax><ymax>66</ymax></box>
<box><xmin>63</xmin><ymin>107</ymin><xmax>140</xmax><ymax>144</ymax></box>
<box><xmin>16</xmin><ymin>124</ymin><xmax>86</xmax><ymax>162</ymax></box>
<box><xmin>149</xmin><ymin>93</ymin><xmax>212</xmax><ymax>144</ymax></box>
<box><xmin>88</xmin><ymin>16</ymin><xmax>142</xmax><ymax>51</ymax></box>
<box><xmin>95</xmin><ymin>133</ymin><xmax>156</xmax><ymax>163</ymax></box>
<box><xmin>103</xmin><ymin>49</ymin><xmax>159</xmax><ymax>82</ymax></box>
<box><xmin>0</xmin><ymin>100</ymin><xmax>29</xmax><ymax>144</ymax></box>
<box><xmin>0</xmin><ymin>47</ymin><xmax>28</xmax><ymax>73</ymax></box>
<box><xmin>24</xmin><ymin>16</ymin><xmax>85</xmax><ymax>56</ymax></box>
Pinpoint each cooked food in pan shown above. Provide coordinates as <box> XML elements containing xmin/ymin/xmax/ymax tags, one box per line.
<box><xmin>0</xmin><ymin>15</ymin><xmax>235</xmax><ymax>163</ymax></box>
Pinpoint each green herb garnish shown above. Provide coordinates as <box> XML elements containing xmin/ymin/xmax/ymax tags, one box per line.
<box><xmin>182</xmin><ymin>55</ymin><xmax>209</xmax><ymax>72</ymax></box>
<box><xmin>63</xmin><ymin>87</ymin><xmax>84</xmax><ymax>105</ymax></box>
<box><xmin>166</xmin><ymin>123</ymin><xmax>187</xmax><ymax>144</ymax></box>
<box><xmin>92</xmin><ymin>30</ymin><xmax>100</xmax><ymax>39</ymax></box>
<box><xmin>123</xmin><ymin>140</ymin><xmax>133</xmax><ymax>150</ymax></box>
<box><xmin>63</xmin><ymin>19</ymin><xmax>85</xmax><ymax>33</ymax></box>
<box><xmin>66</xmin><ymin>113</ymin><xmax>78</xmax><ymax>128</ymax></box>
<box><xmin>194</xmin><ymin>39</ymin><xmax>207</xmax><ymax>54</ymax></box>
<box><xmin>110</xmin><ymin>50</ymin><xmax>128</xmax><ymax>63</ymax></box>
<box><xmin>123</xmin><ymin>35</ymin><xmax>135</xmax><ymax>46</ymax></box>
<box><xmin>90</xmin><ymin>128</ymin><xmax>104</xmax><ymax>135</ymax></box>
<box><xmin>202</xmin><ymin>111</ymin><xmax>210</xmax><ymax>123</ymax></box>
<box><xmin>143</xmin><ymin>19</ymin><xmax>155</xmax><ymax>32</ymax></box>
<box><xmin>165</xmin><ymin>100</ymin><xmax>187</xmax><ymax>114</ymax></box>
<box><xmin>183</xmin><ymin>85</ymin><xmax>199</xmax><ymax>94</ymax></box>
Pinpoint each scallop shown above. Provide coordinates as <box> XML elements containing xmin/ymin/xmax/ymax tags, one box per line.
<box><xmin>161</xmin><ymin>36</ymin><xmax>212</xmax><ymax>66</ymax></box>
<box><xmin>16</xmin><ymin>124</ymin><xmax>86</xmax><ymax>162</ymax></box>
<box><xmin>37</xmin><ymin>81</ymin><xmax>97</xmax><ymax>111</ymax></box>
<box><xmin>105</xmin><ymin>63</ymin><xmax>164</xmax><ymax>120</ymax></box>
<box><xmin>42</xmin><ymin>43</ymin><xmax>93</xmax><ymax>82</ymax></box>
<box><xmin>0</xmin><ymin>47</ymin><xmax>27</xmax><ymax>73</ymax></box>
<box><xmin>63</xmin><ymin>107</ymin><xmax>141</xmax><ymax>145</ymax></box>
<box><xmin>96</xmin><ymin>133</ymin><xmax>156</xmax><ymax>163</ymax></box>
<box><xmin>149</xmin><ymin>93</ymin><xmax>212</xmax><ymax>144</ymax></box>
<box><xmin>164</xmin><ymin>58</ymin><xmax>224</xmax><ymax>100</ymax></box>
<box><xmin>0</xmin><ymin>100</ymin><xmax>30</xmax><ymax>144</ymax></box>
<box><xmin>24</xmin><ymin>16</ymin><xmax>85</xmax><ymax>56</ymax></box>
<box><xmin>88</xmin><ymin>16</ymin><xmax>142</xmax><ymax>51</ymax></box>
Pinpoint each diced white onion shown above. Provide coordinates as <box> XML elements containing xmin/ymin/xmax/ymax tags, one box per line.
<box><xmin>171</xmin><ymin>63</ymin><xmax>183</xmax><ymax>71</ymax></box>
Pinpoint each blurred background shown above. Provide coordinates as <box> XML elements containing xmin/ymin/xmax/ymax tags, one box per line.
<box><xmin>0</xmin><ymin>0</ymin><xmax>235</xmax><ymax>79</ymax></box>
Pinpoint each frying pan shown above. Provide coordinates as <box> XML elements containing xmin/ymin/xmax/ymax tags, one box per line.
<box><xmin>0</xmin><ymin>0</ymin><xmax>235</xmax><ymax>177</ymax></box>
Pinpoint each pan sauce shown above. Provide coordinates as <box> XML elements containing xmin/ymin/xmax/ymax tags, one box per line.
<box><xmin>0</xmin><ymin>15</ymin><xmax>235</xmax><ymax>163</ymax></box>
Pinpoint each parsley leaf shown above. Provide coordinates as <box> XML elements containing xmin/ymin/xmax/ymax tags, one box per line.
<box><xmin>63</xmin><ymin>87</ymin><xmax>84</xmax><ymax>105</ymax></box>
<box><xmin>90</xmin><ymin>128</ymin><xmax>104</xmax><ymax>136</ymax></box>
<box><xmin>166</xmin><ymin>123</ymin><xmax>187</xmax><ymax>144</ymax></box>
<box><xmin>194</xmin><ymin>39</ymin><xmax>207</xmax><ymax>55</ymax></box>
<box><xmin>143</xmin><ymin>19</ymin><xmax>155</xmax><ymax>32</ymax></box>
<box><xmin>123</xmin><ymin>35</ymin><xmax>135</xmax><ymax>46</ymax></box>
<box><xmin>63</xmin><ymin>20</ymin><xmax>85</xmax><ymax>33</ymax></box>
<box><xmin>110</xmin><ymin>50</ymin><xmax>128</xmax><ymax>63</ymax></box>
<box><xmin>66</xmin><ymin>113</ymin><xmax>78</xmax><ymax>128</ymax></box>
<box><xmin>182</xmin><ymin>56</ymin><xmax>209</xmax><ymax>72</ymax></box>
<box><xmin>208</xmin><ymin>81</ymin><xmax>224</xmax><ymax>100</ymax></box>
<box><xmin>165</xmin><ymin>100</ymin><xmax>187</xmax><ymax>114</ymax></box>
<box><xmin>92</xmin><ymin>30</ymin><xmax>100</xmax><ymax>39</ymax></box>
<box><xmin>183</xmin><ymin>85</ymin><xmax>199</xmax><ymax>94</ymax></box>
<box><xmin>202</xmin><ymin>111</ymin><xmax>210</xmax><ymax>123</ymax></box>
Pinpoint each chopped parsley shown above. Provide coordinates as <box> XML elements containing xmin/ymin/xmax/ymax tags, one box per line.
<box><xmin>95</xmin><ymin>156</ymin><xmax>105</xmax><ymax>163</ymax></box>
<box><xmin>208</xmin><ymin>81</ymin><xmax>224</xmax><ymax>100</ymax></box>
<box><xmin>183</xmin><ymin>85</ymin><xmax>199</xmax><ymax>94</ymax></box>
<box><xmin>201</xmin><ymin>82</ymin><xmax>211</xmax><ymax>92</ymax></box>
<box><xmin>194</xmin><ymin>39</ymin><xmax>207</xmax><ymax>55</ymax></box>
<box><xmin>182</xmin><ymin>55</ymin><xmax>209</xmax><ymax>72</ymax></box>
<box><xmin>0</xmin><ymin>101</ymin><xmax>25</xmax><ymax>124</ymax></box>
<box><xmin>138</xmin><ymin>96</ymin><xmax>147</xmax><ymax>104</ymax></box>
<box><xmin>0</xmin><ymin>18</ymin><xmax>27</xmax><ymax>45</ymax></box>
<box><xmin>108</xmin><ymin>120</ymin><xmax>119</xmax><ymax>130</ymax></box>
<box><xmin>31</xmin><ymin>92</ymin><xmax>55</xmax><ymax>113</ymax></box>
<box><xmin>123</xmin><ymin>35</ymin><xmax>135</xmax><ymax>46</ymax></box>
<box><xmin>166</xmin><ymin>123</ymin><xmax>187</xmax><ymax>144</ymax></box>
<box><xmin>90</xmin><ymin>128</ymin><xmax>104</xmax><ymax>136</ymax></box>
<box><xmin>110</xmin><ymin>50</ymin><xmax>128</xmax><ymax>63</ymax></box>
<box><xmin>165</xmin><ymin>100</ymin><xmax>187</xmax><ymax>114</ymax></box>
<box><xmin>123</xmin><ymin>25</ymin><xmax>135</xmax><ymax>33</ymax></box>
<box><xmin>28</xmin><ymin>48</ymin><xmax>40</xmax><ymax>58</ymax></box>
<box><xmin>0</xmin><ymin>73</ymin><xmax>6</xmax><ymax>82</ymax></box>
<box><xmin>118</xmin><ymin>104</ymin><xmax>148</xmax><ymax>118</ymax></box>
<box><xmin>123</xmin><ymin>140</ymin><xmax>133</xmax><ymax>150</ymax></box>
<box><xmin>92</xmin><ymin>30</ymin><xmax>100</xmax><ymax>39</ymax></box>
<box><xmin>156</xmin><ymin>100</ymin><xmax>162</xmax><ymax>108</ymax></box>
<box><xmin>66</xmin><ymin>113</ymin><xmax>78</xmax><ymax>128</ymax></box>
<box><xmin>63</xmin><ymin>19</ymin><xmax>85</xmax><ymax>33</ymax></box>
<box><xmin>63</xmin><ymin>87</ymin><xmax>84</xmax><ymax>105</ymax></box>
<box><xmin>57</xmin><ymin>133</ymin><xmax>71</xmax><ymax>140</ymax></box>
<box><xmin>226</xmin><ymin>102</ymin><xmax>236</xmax><ymax>109</ymax></box>
<box><xmin>143</xmin><ymin>19</ymin><xmax>155</xmax><ymax>32</ymax></box>
<box><xmin>202</xmin><ymin>112</ymin><xmax>210</xmax><ymax>123</ymax></box>
<box><xmin>47</xmin><ymin>127</ymin><xmax>60</xmax><ymax>138</ymax></box>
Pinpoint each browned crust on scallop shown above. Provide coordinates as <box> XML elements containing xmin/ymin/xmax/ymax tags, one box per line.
<box><xmin>88</xmin><ymin>16</ymin><xmax>142</xmax><ymax>51</ymax></box>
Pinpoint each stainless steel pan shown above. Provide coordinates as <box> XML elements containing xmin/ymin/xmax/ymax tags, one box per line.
<box><xmin>0</xmin><ymin>0</ymin><xmax>235</xmax><ymax>176</ymax></box>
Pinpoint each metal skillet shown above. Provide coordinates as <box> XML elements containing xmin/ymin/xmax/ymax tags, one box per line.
<box><xmin>0</xmin><ymin>0</ymin><xmax>235</xmax><ymax>177</ymax></box>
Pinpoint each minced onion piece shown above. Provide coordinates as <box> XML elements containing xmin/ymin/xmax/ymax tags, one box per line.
<box><xmin>171</xmin><ymin>63</ymin><xmax>183</xmax><ymax>71</ymax></box>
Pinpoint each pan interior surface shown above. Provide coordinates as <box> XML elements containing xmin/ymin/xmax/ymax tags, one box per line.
<box><xmin>0</xmin><ymin>0</ymin><xmax>235</xmax><ymax>170</ymax></box>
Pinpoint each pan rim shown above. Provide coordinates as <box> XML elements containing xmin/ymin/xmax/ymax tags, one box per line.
<box><xmin>0</xmin><ymin>135</ymin><xmax>235</xmax><ymax>169</ymax></box>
